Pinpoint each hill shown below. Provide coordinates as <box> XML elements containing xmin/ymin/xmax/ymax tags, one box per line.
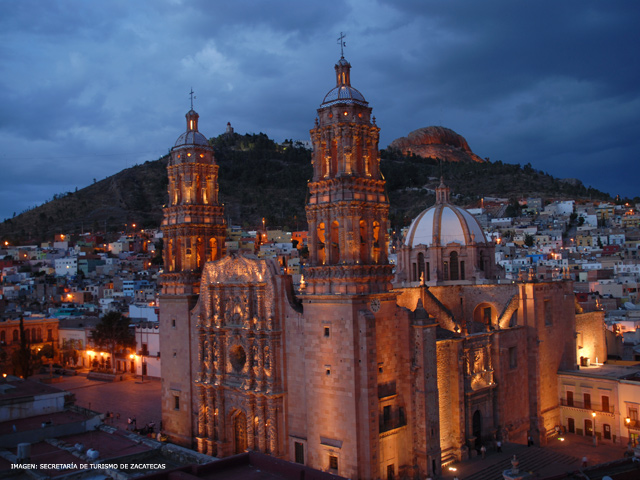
<box><xmin>0</xmin><ymin>131</ymin><xmax>611</xmax><ymax>244</ymax></box>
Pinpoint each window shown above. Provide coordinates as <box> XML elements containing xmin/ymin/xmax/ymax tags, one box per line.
<box><xmin>47</xmin><ymin>329</ymin><xmax>53</xmax><ymax>341</ymax></box>
<box><xmin>544</xmin><ymin>299</ymin><xmax>552</xmax><ymax>325</ymax></box>
<box><xmin>629</xmin><ymin>407</ymin><xmax>638</xmax><ymax>421</ymax></box>
<box><xmin>172</xmin><ymin>319</ymin><xmax>176</xmax><ymax>329</ymax></box>
<box><xmin>584</xmin><ymin>419</ymin><xmax>593</xmax><ymax>436</ymax></box>
<box><xmin>483</xmin><ymin>307</ymin><xmax>492</xmax><ymax>325</ymax></box>
<box><xmin>294</xmin><ymin>442</ymin><xmax>304</xmax><ymax>464</ymax></box>
<box><xmin>174</xmin><ymin>395</ymin><xmax>180</xmax><ymax>410</ymax></box>
<box><xmin>383</xmin><ymin>406</ymin><xmax>391</xmax><ymax>427</ymax></box>
<box><xmin>509</xmin><ymin>347</ymin><xmax>517</xmax><ymax>369</ymax></box>
<box><xmin>566</xmin><ymin>390</ymin><xmax>574</xmax><ymax>407</ymax></box>
<box><xmin>568</xmin><ymin>417</ymin><xmax>575</xmax><ymax>433</ymax></box>
<box><xmin>329</xmin><ymin>455</ymin><xmax>338</xmax><ymax>470</ymax></box>
<box><xmin>602</xmin><ymin>395</ymin><xmax>610</xmax><ymax>413</ymax></box>
<box><xmin>324</xmin><ymin>327</ymin><xmax>330</xmax><ymax>338</ymax></box>
<box><xmin>584</xmin><ymin>393</ymin><xmax>591</xmax><ymax>410</ymax></box>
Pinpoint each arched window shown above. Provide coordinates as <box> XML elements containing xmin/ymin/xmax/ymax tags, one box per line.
<box><xmin>0</xmin><ymin>331</ymin><xmax>5</xmax><ymax>343</ymax></box>
<box><xmin>209</xmin><ymin>238</ymin><xmax>218</xmax><ymax>262</ymax></box>
<box><xmin>417</xmin><ymin>253</ymin><xmax>425</xmax><ymax>282</ymax></box>
<box><xmin>450</xmin><ymin>252</ymin><xmax>459</xmax><ymax>281</ymax></box>
<box><xmin>330</xmin><ymin>221</ymin><xmax>340</xmax><ymax>263</ymax></box>
<box><xmin>13</xmin><ymin>330</ymin><xmax>19</xmax><ymax>343</ymax></box>
<box><xmin>359</xmin><ymin>220</ymin><xmax>367</xmax><ymax>263</ymax></box>
<box><xmin>37</xmin><ymin>328</ymin><xmax>42</xmax><ymax>342</ymax></box>
<box><xmin>317</xmin><ymin>223</ymin><xmax>326</xmax><ymax>265</ymax></box>
<box><xmin>372</xmin><ymin>221</ymin><xmax>380</xmax><ymax>263</ymax></box>
<box><xmin>167</xmin><ymin>239</ymin><xmax>174</xmax><ymax>271</ymax></box>
<box><xmin>196</xmin><ymin>238</ymin><xmax>203</xmax><ymax>268</ymax></box>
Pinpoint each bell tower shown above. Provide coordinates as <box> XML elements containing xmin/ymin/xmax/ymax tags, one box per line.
<box><xmin>305</xmin><ymin>55</ymin><xmax>393</xmax><ymax>294</ymax></box>
<box><xmin>296</xmin><ymin>51</ymin><xmax>409</xmax><ymax>480</ymax></box>
<box><xmin>160</xmin><ymin>99</ymin><xmax>226</xmax><ymax>446</ymax></box>
<box><xmin>161</xmin><ymin>105</ymin><xmax>226</xmax><ymax>295</ymax></box>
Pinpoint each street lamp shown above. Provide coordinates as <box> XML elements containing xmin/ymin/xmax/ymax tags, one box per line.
<box><xmin>592</xmin><ymin>412</ymin><xmax>597</xmax><ymax>446</ymax></box>
<box><xmin>626</xmin><ymin>417</ymin><xmax>631</xmax><ymax>447</ymax></box>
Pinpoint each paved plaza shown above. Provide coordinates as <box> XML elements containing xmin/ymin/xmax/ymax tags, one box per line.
<box><xmin>33</xmin><ymin>372</ymin><xmax>161</xmax><ymax>433</ymax></box>
<box><xmin>441</xmin><ymin>434</ymin><xmax>634</xmax><ymax>480</ymax></box>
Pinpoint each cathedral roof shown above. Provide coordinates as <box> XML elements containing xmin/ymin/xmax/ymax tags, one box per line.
<box><xmin>404</xmin><ymin>179</ymin><xmax>487</xmax><ymax>247</ymax></box>
<box><xmin>320</xmin><ymin>56</ymin><xmax>368</xmax><ymax>108</ymax></box>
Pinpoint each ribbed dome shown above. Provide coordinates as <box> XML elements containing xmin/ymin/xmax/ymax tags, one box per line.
<box><xmin>321</xmin><ymin>85</ymin><xmax>368</xmax><ymax>107</ymax></box>
<box><xmin>174</xmin><ymin>130</ymin><xmax>209</xmax><ymax>147</ymax></box>
<box><xmin>404</xmin><ymin>204</ymin><xmax>486</xmax><ymax>247</ymax></box>
<box><xmin>404</xmin><ymin>179</ymin><xmax>486</xmax><ymax>247</ymax></box>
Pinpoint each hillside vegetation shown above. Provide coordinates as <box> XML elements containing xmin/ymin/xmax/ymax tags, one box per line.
<box><xmin>0</xmin><ymin>132</ymin><xmax>611</xmax><ymax>244</ymax></box>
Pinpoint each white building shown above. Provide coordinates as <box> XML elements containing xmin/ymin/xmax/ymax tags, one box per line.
<box><xmin>54</xmin><ymin>257</ymin><xmax>77</xmax><ymax>276</ymax></box>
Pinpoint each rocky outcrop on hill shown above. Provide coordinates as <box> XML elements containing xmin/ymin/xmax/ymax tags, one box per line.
<box><xmin>389</xmin><ymin>126</ymin><xmax>485</xmax><ymax>163</ymax></box>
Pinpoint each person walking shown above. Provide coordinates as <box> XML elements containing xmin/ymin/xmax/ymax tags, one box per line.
<box><xmin>480</xmin><ymin>445</ymin><xmax>486</xmax><ymax>458</ymax></box>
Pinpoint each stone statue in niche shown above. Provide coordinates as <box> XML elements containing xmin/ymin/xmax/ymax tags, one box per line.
<box><xmin>473</xmin><ymin>349</ymin><xmax>484</xmax><ymax>374</ymax></box>
<box><xmin>203</xmin><ymin>339</ymin><xmax>210</xmax><ymax>368</ymax></box>
<box><xmin>252</xmin><ymin>345</ymin><xmax>260</xmax><ymax>377</ymax></box>
<box><xmin>264</xmin><ymin>346</ymin><xmax>271</xmax><ymax>375</ymax></box>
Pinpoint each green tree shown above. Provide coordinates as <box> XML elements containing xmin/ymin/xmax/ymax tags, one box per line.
<box><xmin>90</xmin><ymin>312</ymin><xmax>136</xmax><ymax>374</ymax></box>
<box><xmin>524</xmin><ymin>234</ymin><xmax>535</xmax><ymax>248</ymax></box>
<box><xmin>12</xmin><ymin>317</ymin><xmax>40</xmax><ymax>378</ymax></box>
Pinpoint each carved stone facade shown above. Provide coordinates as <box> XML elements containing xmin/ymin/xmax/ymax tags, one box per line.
<box><xmin>193</xmin><ymin>256</ymin><xmax>287</xmax><ymax>458</ymax></box>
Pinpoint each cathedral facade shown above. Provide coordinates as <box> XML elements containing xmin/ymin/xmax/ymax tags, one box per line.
<box><xmin>159</xmin><ymin>55</ymin><xmax>578</xmax><ymax>479</ymax></box>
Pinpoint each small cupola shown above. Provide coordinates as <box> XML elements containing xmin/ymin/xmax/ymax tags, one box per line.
<box><xmin>335</xmin><ymin>56</ymin><xmax>351</xmax><ymax>87</ymax></box>
<box><xmin>435</xmin><ymin>177</ymin><xmax>451</xmax><ymax>204</ymax></box>
<box><xmin>186</xmin><ymin>109</ymin><xmax>199</xmax><ymax>132</ymax></box>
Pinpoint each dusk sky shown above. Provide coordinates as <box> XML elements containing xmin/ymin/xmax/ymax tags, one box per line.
<box><xmin>1</xmin><ymin>1</ymin><xmax>639</xmax><ymax>222</ymax></box>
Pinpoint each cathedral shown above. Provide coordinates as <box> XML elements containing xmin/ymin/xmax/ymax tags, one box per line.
<box><xmin>159</xmin><ymin>54</ymin><xmax>579</xmax><ymax>479</ymax></box>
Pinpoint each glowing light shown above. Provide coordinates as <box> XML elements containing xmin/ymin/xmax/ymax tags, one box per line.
<box><xmin>558</xmin><ymin>437</ymin><xmax>565</xmax><ymax>441</ymax></box>
<box><xmin>448</xmin><ymin>467</ymin><xmax>457</xmax><ymax>472</ymax></box>
<box><xmin>187</xmin><ymin>153</ymin><xmax>192</xmax><ymax>157</ymax></box>
<box><xmin>200</xmin><ymin>153</ymin><xmax>204</xmax><ymax>158</ymax></box>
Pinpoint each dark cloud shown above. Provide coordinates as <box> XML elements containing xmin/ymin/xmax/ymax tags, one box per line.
<box><xmin>0</xmin><ymin>0</ymin><xmax>639</xmax><ymax>222</ymax></box>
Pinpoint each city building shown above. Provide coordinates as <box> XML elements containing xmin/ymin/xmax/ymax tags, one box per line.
<box><xmin>159</xmin><ymin>54</ymin><xmax>583</xmax><ymax>480</ymax></box>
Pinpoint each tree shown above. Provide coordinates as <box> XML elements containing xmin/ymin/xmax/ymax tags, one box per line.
<box><xmin>90</xmin><ymin>312</ymin><xmax>136</xmax><ymax>374</ymax></box>
<box><xmin>524</xmin><ymin>234</ymin><xmax>535</xmax><ymax>248</ymax></box>
<box><xmin>11</xmin><ymin>317</ymin><xmax>40</xmax><ymax>378</ymax></box>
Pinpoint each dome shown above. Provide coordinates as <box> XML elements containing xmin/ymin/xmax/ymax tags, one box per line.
<box><xmin>405</xmin><ymin>204</ymin><xmax>487</xmax><ymax>247</ymax></box>
<box><xmin>321</xmin><ymin>85</ymin><xmax>368</xmax><ymax>107</ymax></box>
<box><xmin>173</xmin><ymin>108</ymin><xmax>211</xmax><ymax>149</ymax></box>
<box><xmin>320</xmin><ymin>56</ymin><xmax>369</xmax><ymax>108</ymax></box>
<box><xmin>174</xmin><ymin>130</ymin><xmax>210</xmax><ymax>147</ymax></box>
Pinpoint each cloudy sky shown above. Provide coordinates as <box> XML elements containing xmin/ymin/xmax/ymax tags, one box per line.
<box><xmin>1</xmin><ymin>1</ymin><xmax>639</xmax><ymax>221</ymax></box>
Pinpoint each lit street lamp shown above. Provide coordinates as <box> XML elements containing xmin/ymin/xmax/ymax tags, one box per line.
<box><xmin>626</xmin><ymin>417</ymin><xmax>631</xmax><ymax>447</ymax></box>
<box><xmin>592</xmin><ymin>412</ymin><xmax>597</xmax><ymax>446</ymax></box>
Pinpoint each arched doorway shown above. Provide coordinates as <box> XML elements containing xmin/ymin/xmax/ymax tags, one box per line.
<box><xmin>472</xmin><ymin>410</ymin><xmax>482</xmax><ymax>450</ymax></box>
<box><xmin>234</xmin><ymin>411</ymin><xmax>248</xmax><ymax>454</ymax></box>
